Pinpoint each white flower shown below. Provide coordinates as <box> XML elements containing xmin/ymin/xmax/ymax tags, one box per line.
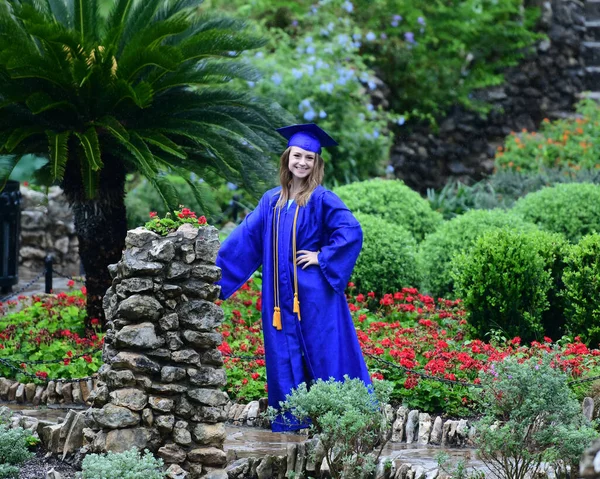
<box><xmin>319</xmin><ymin>110</ymin><xmax>327</xmax><ymax>118</ymax></box>
<box><xmin>366</xmin><ymin>31</ymin><xmax>376</xmax><ymax>41</ymax></box>
<box><xmin>299</xmin><ymin>99</ymin><xmax>312</xmax><ymax>110</ymax></box>
<box><xmin>397</xmin><ymin>116</ymin><xmax>406</xmax><ymax>126</ymax></box>
<box><xmin>304</xmin><ymin>110</ymin><xmax>316</xmax><ymax>121</ymax></box>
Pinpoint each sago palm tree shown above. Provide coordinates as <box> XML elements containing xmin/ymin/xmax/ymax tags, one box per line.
<box><xmin>0</xmin><ymin>0</ymin><xmax>291</xmax><ymax>328</ymax></box>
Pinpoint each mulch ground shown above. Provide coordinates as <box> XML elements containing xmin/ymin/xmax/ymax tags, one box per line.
<box><xmin>19</xmin><ymin>448</ymin><xmax>78</xmax><ymax>479</ymax></box>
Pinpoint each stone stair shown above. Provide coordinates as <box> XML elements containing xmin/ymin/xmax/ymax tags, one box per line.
<box><xmin>583</xmin><ymin>1</ymin><xmax>600</xmax><ymax>94</ymax></box>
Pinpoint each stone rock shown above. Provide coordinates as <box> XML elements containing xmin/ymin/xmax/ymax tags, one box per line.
<box><xmin>187</xmin><ymin>367</ymin><xmax>227</xmax><ymax>387</ymax></box>
<box><xmin>164</xmin><ymin>332</ymin><xmax>184</xmax><ymax>351</ymax></box>
<box><xmin>105</xmin><ymin>427</ymin><xmax>151</xmax><ymax>454</ymax></box>
<box><xmin>199</xmin><ymin>349</ymin><xmax>224</xmax><ymax>367</ymax></box>
<box><xmin>166</xmin><ymin>262</ymin><xmax>191</xmax><ymax>280</ymax></box>
<box><xmin>62</xmin><ymin>411</ymin><xmax>85</xmax><ymax>459</ymax></box>
<box><xmin>111</xmin><ymin>352</ymin><xmax>160</xmax><ymax>374</ymax></box>
<box><xmin>177</xmin><ymin>300</ymin><xmax>224</xmax><ymax>332</ymax></box>
<box><xmin>191</xmin><ymin>422</ymin><xmax>226</xmax><ymax>447</ymax></box>
<box><xmin>430</xmin><ymin>416</ymin><xmax>443</xmax><ymax>445</ymax></box>
<box><xmin>159</xmin><ymin>443</ymin><xmax>187</xmax><ymax>464</ymax></box>
<box><xmin>46</xmin><ymin>467</ymin><xmax>64</xmax><ymax>479</ymax></box>
<box><xmin>88</xmin><ymin>384</ymin><xmax>109</xmax><ymax>407</ymax></box>
<box><xmin>245</xmin><ymin>401</ymin><xmax>260</xmax><ymax>427</ymax></box>
<box><xmin>159</xmin><ymin>313</ymin><xmax>179</xmax><ymax>331</ymax></box>
<box><xmin>147</xmin><ymin>348</ymin><xmax>171</xmax><ymax>359</ymax></box>
<box><xmin>456</xmin><ymin>419</ymin><xmax>469</xmax><ymax>445</ymax></box>
<box><xmin>116</xmin><ymin>322</ymin><xmax>163</xmax><ymax>349</ymax></box>
<box><xmin>583</xmin><ymin>397</ymin><xmax>594</xmax><ymax>422</ymax></box>
<box><xmin>182</xmin><ymin>330</ymin><xmax>222</xmax><ymax>348</ymax></box>
<box><xmin>180</xmin><ymin>280</ymin><xmax>221</xmax><ymax>301</ymax></box>
<box><xmin>61</xmin><ymin>383</ymin><xmax>73</xmax><ymax>404</ymax></box>
<box><xmin>162</xmin><ymin>284</ymin><xmax>183</xmax><ymax>299</ymax></box>
<box><xmin>120</xmin><ymin>257</ymin><xmax>164</xmax><ymax>278</ymax></box>
<box><xmin>295</xmin><ymin>442</ymin><xmax>306</xmax><ymax>475</ymax></box>
<box><xmin>116</xmin><ymin>295</ymin><xmax>163</xmax><ymax>321</ymax></box>
<box><xmin>165</xmin><ymin>464</ymin><xmax>188</xmax><ymax>479</ymax></box>
<box><xmin>256</xmin><ymin>455</ymin><xmax>274</xmax><ymax>479</ymax></box>
<box><xmin>392</xmin><ymin>406</ymin><xmax>408</xmax><ymax>442</ymax></box>
<box><xmin>142</xmin><ymin>408</ymin><xmax>154</xmax><ymax>427</ymax></box>
<box><xmin>125</xmin><ymin>228</ymin><xmax>160</xmax><ymax>248</ymax></box>
<box><xmin>195</xmin><ymin>227</ymin><xmax>220</xmax><ymax>263</ymax></box>
<box><xmin>156</xmin><ymin>414</ymin><xmax>175</xmax><ymax>434</ymax></box>
<box><xmin>418</xmin><ymin>413</ymin><xmax>432</xmax><ymax>445</ymax></box>
<box><xmin>24</xmin><ymin>383</ymin><xmax>36</xmax><ymax>402</ymax></box>
<box><xmin>116</xmin><ymin>278</ymin><xmax>154</xmax><ymax>297</ymax></box>
<box><xmin>161</xmin><ymin>366</ymin><xmax>187</xmax><ymax>383</ymax></box>
<box><xmin>187</xmin><ymin>447</ymin><xmax>227</xmax><ymax>466</ymax></box>
<box><xmin>149</xmin><ymin>240</ymin><xmax>176</xmax><ymax>262</ymax></box>
<box><xmin>173</xmin><ymin>421</ymin><xmax>192</xmax><ymax>446</ymax></box>
<box><xmin>581</xmin><ymin>438</ymin><xmax>600</xmax><ymax>478</ymax></box>
<box><xmin>92</xmin><ymin>404</ymin><xmax>140</xmax><ymax>429</ymax></box>
<box><xmin>0</xmin><ymin>378</ymin><xmax>14</xmax><ymax>400</ymax></box>
<box><xmin>149</xmin><ymin>396</ymin><xmax>174</xmax><ymax>413</ymax></box>
<box><xmin>15</xmin><ymin>383</ymin><xmax>25</xmax><ymax>403</ymax></box>
<box><xmin>33</xmin><ymin>386</ymin><xmax>44</xmax><ymax>406</ymax></box>
<box><xmin>187</xmin><ymin>388</ymin><xmax>228</xmax><ymax>407</ymax></box>
<box><xmin>191</xmin><ymin>264</ymin><xmax>222</xmax><ymax>282</ymax></box>
<box><xmin>80</xmin><ymin>380</ymin><xmax>93</xmax><ymax>403</ymax></box>
<box><xmin>171</xmin><ymin>349</ymin><xmax>200</xmax><ymax>365</ymax></box>
<box><xmin>405</xmin><ymin>410</ymin><xmax>419</xmax><ymax>444</ymax></box>
<box><xmin>109</xmin><ymin>388</ymin><xmax>148</xmax><ymax>411</ymax></box>
<box><xmin>102</xmin><ymin>369</ymin><xmax>136</xmax><ymax>389</ymax></box>
<box><xmin>150</xmin><ymin>383</ymin><xmax>188</xmax><ymax>395</ymax></box>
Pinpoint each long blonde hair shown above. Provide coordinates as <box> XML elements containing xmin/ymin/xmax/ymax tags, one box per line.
<box><xmin>276</xmin><ymin>147</ymin><xmax>324</xmax><ymax>208</ymax></box>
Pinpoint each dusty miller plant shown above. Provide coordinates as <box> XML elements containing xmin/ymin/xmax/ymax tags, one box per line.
<box><xmin>269</xmin><ymin>376</ymin><xmax>393</xmax><ymax>479</ymax></box>
<box><xmin>476</xmin><ymin>354</ymin><xmax>597</xmax><ymax>479</ymax></box>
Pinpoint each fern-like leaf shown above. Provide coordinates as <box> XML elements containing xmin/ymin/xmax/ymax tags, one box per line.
<box><xmin>46</xmin><ymin>130</ymin><xmax>69</xmax><ymax>180</ymax></box>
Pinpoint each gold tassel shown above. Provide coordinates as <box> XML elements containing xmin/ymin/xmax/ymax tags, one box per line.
<box><xmin>293</xmin><ymin>293</ymin><xmax>301</xmax><ymax>321</ymax></box>
<box><xmin>273</xmin><ymin>307</ymin><xmax>282</xmax><ymax>330</ymax></box>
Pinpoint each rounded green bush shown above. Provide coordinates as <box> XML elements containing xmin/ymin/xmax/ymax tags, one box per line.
<box><xmin>511</xmin><ymin>183</ymin><xmax>600</xmax><ymax>243</ymax></box>
<box><xmin>352</xmin><ymin>213</ymin><xmax>420</xmax><ymax>294</ymax></box>
<box><xmin>334</xmin><ymin>179</ymin><xmax>443</xmax><ymax>242</ymax></box>
<box><xmin>417</xmin><ymin>209</ymin><xmax>538</xmax><ymax>298</ymax></box>
<box><xmin>562</xmin><ymin>234</ymin><xmax>600</xmax><ymax>346</ymax></box>
<box><xmin>453</xmin><ymin>229</ymin><xmax>569</xmax><ymax>342</ymax></box>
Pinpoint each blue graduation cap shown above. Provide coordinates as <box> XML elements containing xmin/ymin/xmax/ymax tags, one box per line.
<box><xmin>276</xmin><ymin>123</ymin><xmax>338</xmax><ymax>155</ymax></box>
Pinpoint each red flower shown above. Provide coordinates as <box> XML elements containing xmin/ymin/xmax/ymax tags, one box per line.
<box><xmin>511</xmin><ymin>337</ymin><xmax>521</xmax><ymax>346</ymax></box>
<box><xmin>242</xmin><ymin>378</ymin><xmax>248</xmax><ymax>385</ymax></box>
<box><xmin>255</xmin><ymin>297</ymin><xmax>262</xmax><ymax>312</ymax></box>
<box><xmin>358</xmin><ymin>314</ymin><xmax>367</xmax><ymax>322</ymax></box>
<box><xmin>81</xmin><ymin>286</ymin><xmax>87</xmax><ymax>295</ymax></box>
<box><xmin>35</xmin><ymin>371</ymin><xmax>48</xmax><ymax>379</ymax></box>
<box><xmin>371</xmin><ymin>372</ymin><xmax>384</xmax><ymax>381</ymax></box>
<box><xmin>404</xmin><ymin>375</ymin><xmax>419</xmax><ymax>389</ymax></box>
<box><xmin>367</xmin><ymin>292</ymin><xmax>376</xmax><ymax>299</ymax></box>
<box><xmin>83</xmin><ymin>355</ymin><xmax>92</xmax><ymax>363</ymax></box>
<box><xmin>356</xmin><ymin>294</ymin><xmax>365</xmax><ymax>303</ymax></box>
<box><xmin>66</xmin><ymin>351</ymin><xmax>73</xmax><ymax>357</ymax></box>
<box><xmin>178</xmin><ymin>213</ymin><xmax>185</xmax><ymax>218</ymax></box>
<box><xmin>149</xmin><ymin>212</ymin><xmax>158</xmax><ymax>218</ymax></box>
<box><xmin>198</xmin><ymin>216</ymin><xmax>207</xmax><ymax>225</ymax></box>
<box><xmin>90</xmin><ymin>318</ymin><xmax>100</xmax><ymax>326</ymax></box>
<box><xmin>251</xmin><ymin>373</ymin><xmax>260</xmax><ymax>380</ymax></box>
<box><xmin>63</xmin><ymin>359</ymin><xmax>71</xmax><ymax>366</ymax></box>
<box><xmin>66</xmin><ymin>280</ymin><xmax>75</xmax><ymax>288</ymax></box>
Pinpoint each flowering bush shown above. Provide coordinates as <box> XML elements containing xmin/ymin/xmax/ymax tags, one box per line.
<box><xmin>352</xmin><ymin>213</ymin><xmax>420</xmax><ymax>294</ymax></box>
<box><xmin>219</xmin><ymin>278</ymin><xmax>600</xmax><ymax>415</ymax></box>
<box><xmin>334</xmin><ymin>179</ymin><xmax>443</xmax><ymax>242</ymax></box>
<box><xmin>511</xmin><ymin>183</ymin><xmax>600</xmax><ymax>244</ymax></box>
<box><xmin>144</xmin><ymin>206</ymin><xmax>208</xmax><ymax>236</ymax></box>
<box><xmin>495</xmin><ymin>99</ymin><xmax>600</xmax><ymax>173</ymax></box>
<box><xmin>417</xmin><ymin>209</ymin><xmax>537</xmax><ymax>299</ymax></box>
<box><xmin>0</xmin><ymin>286</ymin><xmax>103</xmax><ymax>382</ymax></box>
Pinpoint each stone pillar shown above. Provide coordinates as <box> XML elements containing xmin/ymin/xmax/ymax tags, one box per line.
<box><xmin>90</xmin><ymin>224</ymin><xmax>227</xmax><ymax>478</ymax></box>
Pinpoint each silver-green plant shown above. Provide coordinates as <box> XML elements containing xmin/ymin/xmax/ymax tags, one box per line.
<box><xmin>0</xmin><ymin>425</ymin><xmax>35</xmax><ymax>479</ymax></box>
<box><xmin>80</xmin><ymin>448</ymin><xmax>165</xmax><ymax>479</ymax></box>
<box><xmin>269</xmin><ymin>376</ymin><xmax>393</xmax><ymax>479</ymax></box>
<box><xmin>476</xmin><ymin>354</ymin><xmax>598</xmax><ymax>479</ymax></box>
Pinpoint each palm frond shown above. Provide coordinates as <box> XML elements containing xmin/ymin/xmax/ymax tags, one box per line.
<box><xmin>0</xmin><ymin>154</ymin><xmax>21</xmax><ymax>187</ymax></box>
<box><xmin>74</xmin><ymin>0</ymin><xmax>99</xmax><ymax>44</ymax></box>
<box><xmin>45</xmin><ymin>0</ymin><xmax>71</xmax><ymax>28</ymax></box>
<box><xmin>46</xmin><ymin>130</ymin><xmax>69</xmax><ymax>180</ymax></box>
<box><xmin>74</xmin><ymin>127</ymin><xmax>102</xmax><ymax>171</ymax></box>
<box><xmin>147</xmin><ymin>174</ymin><xmax>180</xmax><ymax>211</ymax></box>
<box><xmin>180</xmin><ymin>173</ymin><xmax>218</xmax><ymax>216</ymax></box>
<box><xmin>141</xmin><ymin>132</ymin><xmax>186</xmax><ymax>160</ymax></box>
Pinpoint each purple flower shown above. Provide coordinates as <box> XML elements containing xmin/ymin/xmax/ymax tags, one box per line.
<box><xmin>418</xmin><ymin>16</ymin><xmax>426</xmax><ymax>25</ymax></box>
<box><xmin>391</xmin><ymin>15</ymin><xmax>402</xmax><ymax>27</ymax></box>
<box><xmin>366</xmin><ymin>31</ymin><xmax>376</xmax><ymax>41</ymax></box>
<box><xmin>380</xmin><ymin>33</ymin><xmax>388</xmax><ymax>40</ymax></box>
<box><xmin>404</xmin><ymin>32</ymin><xmax>415</xmax><ymax>43</ymax></box>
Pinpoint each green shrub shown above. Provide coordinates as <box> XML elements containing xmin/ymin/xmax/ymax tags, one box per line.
<box><xmin>269</xmin><ymin>376</ymin><xmax>393</xmax><ymax>479</ymax></box>
<box><xmin>452</xmin><ymin>229</ymin><xmax>570</xmax><ymax>342</ymax></box>
<box><xmin>562</xmin><ymin>234</ymin><xmax>600</xmax><ymax>346</ymax></box>
<box><xmin>511</xmin><ymin>183</ymin><xmax>600</xmax><ymax>243</ymax></box>
<box><xmin>0</xmin><ymin>425</ymin><xmax>35</xmax><ymax>479</ymax></box>
<box><xmin>335</xmin><ymin>179</ymin><xmax>443</xmax><ymax>242</ymax></box>
<box><xmin>496</xmin><ymin>99</ymin><xmax>600</xmax><ymax>174</ymax></box>
<box><xmin>81</xmin><ymin>448</ymin><xmax>165</xmax><ymax>479</ymax></box>
<box><xmin>352</xmin><ymin>213</ymin><xmax>420</xmax><ymax>294</ymax></box>
<box><xmin>476</xmin><ymin>355</ymin><xmax>597</xmax><ymax>479</ymax></box>
<box><xmin>418</xmin><ymin>209</ymin><xmax>537</xmax><ymax>298</ymax></box>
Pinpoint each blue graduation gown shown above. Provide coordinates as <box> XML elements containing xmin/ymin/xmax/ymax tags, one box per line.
<box><xmin>216</xmin><ymin>185</ymin><xmax>371</xmax><ymax>431</ymax></box>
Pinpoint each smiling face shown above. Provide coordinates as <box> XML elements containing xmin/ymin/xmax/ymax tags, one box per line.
<box><xmin>288</xmin><ymin>146</ymin><xmax>316</xmax><ymax>182</ymax></box>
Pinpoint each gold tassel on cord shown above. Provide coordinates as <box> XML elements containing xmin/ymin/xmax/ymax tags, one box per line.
<box><xmin>293</xmin><ymin>293</ymin><xmax>301</xmax><ymax>321</ymax></box>
<box><xmin>273</xmin><ymin>307</ymin><xmax>282</xmax><ymax>330</ymax></box>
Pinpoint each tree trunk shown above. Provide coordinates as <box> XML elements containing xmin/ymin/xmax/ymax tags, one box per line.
<box><xmin>62</xmin><ymin>153</ymin><xmax>127</xmax><ymax>330</ymax></box>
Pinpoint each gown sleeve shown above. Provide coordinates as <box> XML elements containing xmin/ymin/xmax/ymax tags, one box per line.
<box><xmin>317</xmin><ymin>191</ymin><xmax>363</xmax><ymax>295</ymax></box>
<box><xmin>216</xmin><ymin>194</ymin><xmax>267</xmax><ymax>300</ymax></box>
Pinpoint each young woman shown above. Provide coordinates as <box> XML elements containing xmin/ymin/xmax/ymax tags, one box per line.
<box><xmin>216</xmin><ymin>124</ymin><xmax>371</xmax><ymax>432</ymax></box>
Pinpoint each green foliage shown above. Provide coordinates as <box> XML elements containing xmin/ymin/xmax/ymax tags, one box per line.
<box><xmin>428</xmin><ymin>168</ymin><xmax>600</xmax><ymax>220</ymax></box>
<box><xmin>269</xmin><ymin>376</ymin><xmax>393</xmax><ymax>479</ymax></box>
<box><xmin>335</xmin><ymin>179</ymin><xmax>443</xmax><ymax>242</ymax></box>
<box><xmin>0</xmin><ymin>425</ymin><xmax>35</xmax><ymax>479</ymax></box>
<box><xmin>476</xmin><ymin>355</ymin><xmax>597</xmax><ymax>479</ymax></box>
<box><xmin>237</xmin><ymin>1</ymin><xmax>397</xmax><ymax>185</ymax></box>
<box><xmin>511</xmin><ymin>182</ymin><xmax>600</xmax><ymax>243</ymax></box>
<box><xmin>0</xmin><ymin>0</ymin><xmax>292</xmax><ymax>205</ymax></box>
<box><xmin>453</xmin><ymin>229</ymin><xmax>569</xmax><ymax>342</ymax></box>
<box><xmin>144</xmin><ymin>206</ymin><xmax>208</xmax><ymax>236</ymax></box>
<box><xmin>562</xmin><ymin>234</ymin><xmax>600</xmax><ymax>347</ymax></box>
<box><xmin>0</xmin><ymin>290</ymin><xmax>102</xmax><ymax>382</ymax></box>
<box><xmin>418</xmin><ymin>209</ymin><xmax>537</xmax><ymax>299</ymax></box>
<box><xmin>81</xmin><ymin>448</ymin><xmax>165</xmax><ymax>479</ymax></box>
<box><xmin>496</xmin><ymin>99</ymin><xmax>600</xmax><ymax>174</ymax></box>
<box><xmin>352</xmin><ymin>213</ymin><xmax>420</xmax><ymax>294</ymax></box>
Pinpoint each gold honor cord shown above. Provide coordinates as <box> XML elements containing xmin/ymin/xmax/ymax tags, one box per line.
<box><xmin>271</xmin><ymin>204</ymin><xmax>302</xmax><ymax>331</ymax></box>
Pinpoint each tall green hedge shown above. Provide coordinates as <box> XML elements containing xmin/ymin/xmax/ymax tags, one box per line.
<box><xmin>335</xmin><ymin>179</ymin><xmax>443</xmax><ymax>242</ymax></box>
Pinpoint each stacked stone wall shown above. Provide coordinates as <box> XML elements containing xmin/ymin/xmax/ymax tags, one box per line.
<box><xmin>391</xmin><ymin>0</ymin><xmax>586</xmax><ymax>192</ymax></box>
<box><xmin>19</xmin><ymin>186</ymin><xmax>79</xmax><ymax>276</ymax></box>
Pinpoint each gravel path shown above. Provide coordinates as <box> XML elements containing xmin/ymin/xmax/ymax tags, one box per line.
<box><xmin>19</xmin><ymin>449</ymin><xmax>78</xmax><ymax>479</ymax></box>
